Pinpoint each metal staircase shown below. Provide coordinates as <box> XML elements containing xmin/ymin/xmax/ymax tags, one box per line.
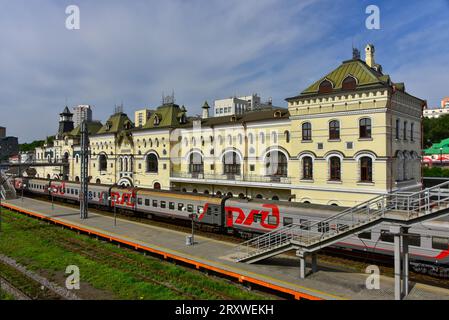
<box><xmin>0</xmin><ymin>158</ymin><xmax>36</xmax><ymax>200</ymax></box>
<box><xmin>235</xmin><ymin>181</ymin><xmax>449</xmax><ymax>264</ymax></box>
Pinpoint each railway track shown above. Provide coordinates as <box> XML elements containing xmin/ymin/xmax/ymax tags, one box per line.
<box><xmin>1</xmin><ymin>211</ymin><xmax>273</xmax><ymax>300</ymax></box>
<box><xmin>0</xmin><ymin>275</ymin><xmax>32</xmax><ymax>300</ymax></box>
<box><xmin>9</xmin><ymin>195</ymin><xmax>449</xmax><ymax>292</ymax></box>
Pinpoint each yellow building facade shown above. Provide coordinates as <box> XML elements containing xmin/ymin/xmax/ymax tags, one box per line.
<box><xmin>31</xmin><ymin>45</ymin><xmax>425</xmax><ymax>207</ymax></box>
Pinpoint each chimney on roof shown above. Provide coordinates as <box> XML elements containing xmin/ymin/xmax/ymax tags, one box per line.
<box><xmin>365</xmin><ymin>44</ymin><xmax>375</xmax><ymax>68</ymax></box>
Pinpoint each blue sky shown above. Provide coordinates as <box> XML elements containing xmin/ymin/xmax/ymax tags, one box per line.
<box><xmin>1</xmin><ymin>0</ymin><xmax>448</xmax><ymax>142</ymax></box>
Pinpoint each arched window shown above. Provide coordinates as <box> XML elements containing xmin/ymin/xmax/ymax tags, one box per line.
<box><xmin>359</xmin><ymin>118</ymin><xmax>372</xmax><ymax>138</ymax></box>
<box><xmin>75</xmin><ymin>176</ymin><xmax>80</xmax><ymax>182</ymax></box>
<box><xmin>259</xmin><ymin>132</ymin><xmax>265</xmax><ymax>144</ymax></box>
<box><xmin>410</xmin><ymin>123</ymin><xmax>414</xmax><ymax>141</ymax></box>
<box><xmin>284</xmin><ymin>131</ymin><xmax>290</xmax><ymax>143</ymax></box>
<box><xmin>396</xmin><ymin>119</ymin><xmax>400</xmax><ymax>139</ymax></box>
<box><xmin>227</xmin><ymin>135</ymin><xmax>232</xmax><ymax>145</ymax></box>
<box><xmin>238</xmin><ymin>134</ymin><xmax>243</xmax><ymax>145</ymax></box>
<box><xmin>271</xmin><ymin>132</ymin><xmax>277</xmax><ymax>144</ymax></box>
<box><xmin>215</xmin><ymin>191</ymin><xmax>222</xmax><ymax>197</ymax></box>
<box><xmin>124</xmin><ymin>157</ymin><xmax>128</xmax><ymax>172</ymax></box>
<box><xmin>302</xmin><ymin>156</ymin><xmax>313</xmax><ymax>180</ymax></box>
<box><xmin>238</xmin><ymin>193</ymin><xmax>245</xmax><ymax>199</ymax></box>
<box><xmin>360</xmin><ymin>157</ymin><xmax>373</xmax><ymax>182</ymax></box>
<box><xmin>256</xmin><ymin>194</ymin><xmax>263</xmax><ymax>199</ymax></box>
<box><xmin>272</xmin><ymin>196</ymin><xmax>279</xmax><ymax>201</ymax></box>
<box><xmin>329</xmin><ymin>157</ymin><xmax>341</xmax><ymax>181</ymax></box>
<box><xmin>265</xmin><ymin>151</ymin><xmax>288</xmax><ymax>177</ymax></box>
<box><xmin>99</xmin><ymin>154</ymin><xmax>107</xmax><ymax>171</ymax></box>
<box><xmin>342</xmin><ymin>76</ymin><xmax>357</xmax><ymax>90</ymax></box>
<box><xmin>319</xmin><ymin>79</ymin><xmax>333</xmax><ymax>94</ymax></box>
<box><xmin>146</xmin><ymin>154</ymin><xmax>158</xmax><ymax>173</ymax></box>
<box><xmin>329</xmin><ymin>120</ymin><xmax>340</xmax><ymax>140</ymax></box>
<box><xmin>403</xmin><ymin>121</ymin><xmax>407</xmax><ymax>140</ymax></box>
<box><xmin>189</xmin><ymin>153</ymin><xmax>204</xmax><ymax>176</ymax></box>
<box><xmin>302</xmin><ymin>123</ymin><xmax>312</xmax><ymax>141</ymax></box>
<box><xmin>223</xmin><ymin>152</ymin><xmax>241</xmax><ymax>176</ymax></box>
<box><xmin>95</xmin><ymin>179</ymin><xmax>101</xmax><ymax>184</ymax></box>
<box><xmin>248</xmin><ymin>133</ymin><xmax>254</xmax><ymax>145</ymax></box>
<box><xmin>154</xmin><ymin>182</ymin><xmax>161</xmax><ymax>190</ymax></box>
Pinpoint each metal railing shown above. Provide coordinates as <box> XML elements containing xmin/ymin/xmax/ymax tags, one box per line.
<box><xmin>171</xmin><ymin>172</ymin><xmax>292</xmax><ymax>184</ymax></box>
<box><xmin>235</xmin><ymin>180</ymin><xmax>449</xmax><ymax>262</ymax></box>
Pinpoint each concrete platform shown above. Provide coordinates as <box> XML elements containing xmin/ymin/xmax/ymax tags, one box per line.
<box><xmin>2</xmin><ymin>197</ymin><xmax>449</xmax><ymax>300</ymax></box>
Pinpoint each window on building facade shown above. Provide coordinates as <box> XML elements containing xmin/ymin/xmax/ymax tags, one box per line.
<box><xmin>410</xmin><ymin>123</ymin><xmax>414</xmax><ymax>141</ymax></box>
<box><xmin>318</xmin><ymin>79</ymin><xmax>333</xmax><ymax>94</ymax></box>
<box><xmin>99</xmin><ymin>154</ymin><xmax>107</xmax><ymax>171</ymax></box>
<box><xmin>359</xmin><ymin>118</ymin><xmax>372</xmax><ymax>139</ymax></box>
<box><xmin>302</xmin><ymin>122</ymin><xmax>312</xmax><ymax>141</ymax></box>
<box><xmin>146</xmin><ymin>154</ymin><xmax>158</xmax><ymax>173</ymax></box>
<box><xmin>329</xmin><ymin>120</ymin><xmax>340</xmax><ymax>140</ymax></box>
<box><xmin>342</xmin><ymin>76</ymin><xmax>357</xmax><ymax>90</ymax></box>
<box><xmin>360</xmin><ymin>157</ymin><xmax>373</xmax><ymax>182</ymax></box>
<box><xmin>189</xmin><ymin>153</ymin><xmax>204</xmax><ymax>175</ymax></box>
<box><xmin>302</xmin><ymin>157</ymin><xmax>313</xmax><ymax>180</ymax></box>
<box><xmin>284</xmin><ymin>131</ymin><xmax>290</xmax><ymax>143</ymax></box>
<box><xmin>223</xmin><ymin>152</ymin><xmax>241</xmax><ymax>176</ymax></box>
<box><xmin>259</xmin><ymin>132</ymin><xmax>265</xmax><ymax>144</ymax></box>
<box><xmin>396</xmin><ymin>119</ymin><xmax>400</xmax><ymax>139</ymax></box>
<box><xmin>265</xmin><ymin>151</ymin><xmax>288</xmax><ymax>177</ymax></box>
<box><xmin>329</xmin><ymin>157</ymin><xmax>341</xmax><ymax>181</ymax></box>
<box><xmin>403</xmin><ymin>121</ymin><xmax>407</xmax><ymax>140</ymax></box>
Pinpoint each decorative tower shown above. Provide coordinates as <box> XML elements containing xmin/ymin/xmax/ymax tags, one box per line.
<box><xmin>365</xmin><ymin>44</ymin><xmax>375</xmax><ymax>68</ymax></box>
<box><xmin>58</xmin><ymin>106</ymin><xmax>74</xmax><ymax>137</ymax></box>
<box><xmin>202</xmin><ymin>101</ymin><xmax>210</xmax><ymax>119</ymax></box>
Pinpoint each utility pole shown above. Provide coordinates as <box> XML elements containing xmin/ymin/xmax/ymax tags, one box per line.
<box><xmin>80</xmin><ymin>120</ymin><xmax>89</xmax><ymax>219</ymax></box>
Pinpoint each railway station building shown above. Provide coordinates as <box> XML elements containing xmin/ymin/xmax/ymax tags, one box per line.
<box><xmin>30</xmin><ymin>44</ymin><xmax>425</xmax><ymax>207</ymax></box>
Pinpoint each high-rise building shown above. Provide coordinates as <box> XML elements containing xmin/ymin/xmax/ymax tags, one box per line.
<box><xmin>423</xmin><ymin>97</ymin><xmax>449</xmax><ymax>118</ymax></box>
<box><xmin>213</xmin><ymin>94</ymin><xmax>273</xmax><ymax>117</ymax></box>
<box><xmin>73</xmin><ymin>105</ymin><xmax>93</xmax><ymax>127</ymax></box>
<box><xmin>0</xmin><ymin>126</ymin><xmax>5</xmax><ymax>138</ymax></box>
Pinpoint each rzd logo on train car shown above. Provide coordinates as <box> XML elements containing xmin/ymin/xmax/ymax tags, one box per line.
<box><xmin>225</xmin><ymin>204</ymin><xmax>280</xmax><ymax>229</ymax></box>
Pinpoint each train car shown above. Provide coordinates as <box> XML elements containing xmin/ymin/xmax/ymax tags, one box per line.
<box><xmin>13</xmin><ymin>177</ymin><xmax>449</xmax><ymax>275</ymax></box>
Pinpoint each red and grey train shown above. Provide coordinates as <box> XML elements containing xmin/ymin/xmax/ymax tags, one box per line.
<box><xmin>13</xmin><ymin>177</ymin><xmax>449</xmax><ymax>277</ymax></box>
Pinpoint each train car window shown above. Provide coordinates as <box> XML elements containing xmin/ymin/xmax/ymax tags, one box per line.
<box><xmin>318</xmin><ymin>222</ymin><xmax>329</xmax><ymax>233</ymax></box>
<box><xmin>253</xmin><ymin>214</ymin><xmax>262</xmax><ymax>223</ymax></box>
<box><xmin>161</xmin><ymin>201</ymin><xmax>166</xmax><ymax>209</ymax></box>
<box><xmin>432</xmin><ymin>237</ymin><xmax>449</xmax><ymax>250</ymax></box>
<box><xmin>268</xmin><ymin>215</ymin><xmax>277</xmax><ymax>226</ymax></box>
<box><xmin>358</xmin><ymin>231</ymin><xmax>371</xmax><ymax>240</ymax></box>
<box><xmin>145</xmin><ymin>199</ymin><xmax>150</xmax><ymax>206</ymax></box>
<box><xmin>137</xmin><ymin>198</ymin><xmax>142</xmax><ymax>205</ymax></box>
<box><xmin>197</xmin><ymin>206</ymin><xmax>204</xmax><ymax>214</ymax></box>
<box><xmin>380</xmin><ymin>230</ymin><xmax>394</xmax><ymax>243</ymax></box>
<box><xmin>63</xmin><ymin>188</ymin><xmax>66</xmax><ymax>193</ymax></box>
<box><xmin>283</xmin><ymin>217</ymin><xmax>293</xmax><ymax>226</ymax></box>
<box><xmin>178</xmin><ymin>203</ymin><xmax>184</xmax><ymax>211</ymax></box>
<box><xmin>152</xmin><ymin>200</ymin><xmax>158</xmax><ymax>207</ymax></box>
<box><xmin>207</xmin><ymin>207</ymin><xmax>212</xmax><ymax>215</ymax></box>
<box><xmin>75</xmin><ymin>189</ymin><xmax>79</xmax><ymax>195</ymax></box>
<box><xmin>187</xmin><ymin>204</ymin><xmax>194</xmax><ymax>213</ymax></box>
<box><xmin>300</xmin><ymin>219</ymin><xmax>309</xmax><ymax>230</ymax></box>
<box><xmin>169</xmin><ymin>202</ymin><xmax>175</xmax><ymax>210</ymax></box>
<box><xmin>409</xmin><ymin>233</ymin><xmax>421</xmax><ymax>247</ymax></box>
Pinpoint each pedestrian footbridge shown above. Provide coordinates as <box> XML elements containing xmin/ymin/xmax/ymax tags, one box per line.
<box><xmin>233</xmin><ymin>181</ymin><xmax>449</xmax><ymax>300</ymax></box>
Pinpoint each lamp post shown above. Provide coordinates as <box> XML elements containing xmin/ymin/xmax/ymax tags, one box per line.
<box><xmin>48</xmin><ymin>187</ymin><xmax>55</xmax><ymax>210</ymax></box>
<box><xmin>108</xmin><ymin>195</ymin><xmax>120</xmax><ymax>227</ymax></box>
<box><xmin>21</xmin><ymin>183</ymin><xmax>27</xmax><ymax>202</ymax></box>
<box><xmin>440</xmin><ymin>147</ymin><xmax>444</xmax><ymax>166</ymax></box>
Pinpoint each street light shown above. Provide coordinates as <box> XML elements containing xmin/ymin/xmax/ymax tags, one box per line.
<box><xmin>48</xmin><ymin>187</ymin><xmax>56</xmax><ymax>210</ymax></box>
<box><xmin>440</xmin><ymin>147</ymin><xmax>444</xmax><ymax>166</ymax></box>
<box><xmin>21</xmin><ymin>183</ymin><xmax>27</xmax><ymax>202</ymax></box>
<box><xmin>187</xmin><ymin>207</ymin><xmax>203</xmax><ymax>246</ymax></box>
<box><xmin>108</xmin><ymin>195</ymin><xmax>121</xmax><ymax>227</ymax></box>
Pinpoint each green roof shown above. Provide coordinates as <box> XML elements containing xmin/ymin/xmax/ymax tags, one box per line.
<box><xmin>67</xmin><ymin>121</ymin><xmax>103</xmax><ymax>137</ymax></box>
<box><xmin>142</xmin><ymin>103</ymin><xmax>186</xmax><ymax>129</ymax></box>
<box><xmin>424</xmin><ymin>138</ymin><xmax>449</xmax><ymax>155</ymax></box>
<box><xmin>96</xmin><ymin>113</ymin><xmax>134</xmax><ymax>135</ymax></box>
<box><xmin>300</xmin><ymin>59</ymin><xmax>389</xmax><ymax>95</ymax></box>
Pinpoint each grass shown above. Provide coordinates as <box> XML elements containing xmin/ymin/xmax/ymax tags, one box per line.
<box><xmin>0</xmin><ymin>209</ymin><xmax>274</xmax><ymax>300</ymax></box>
<box><xmin>0</xmin><ymin>289</ymin><xmax>15</xmax><ymax>300</ymax></box>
